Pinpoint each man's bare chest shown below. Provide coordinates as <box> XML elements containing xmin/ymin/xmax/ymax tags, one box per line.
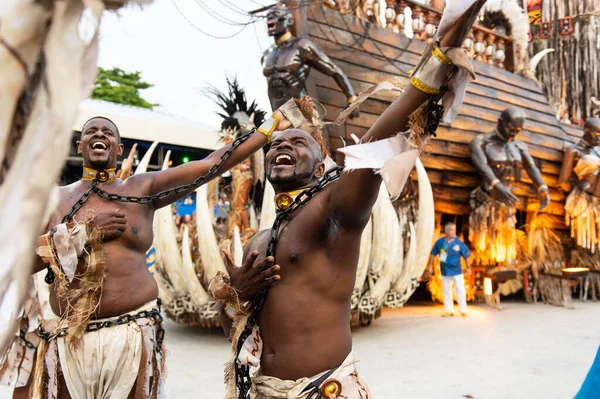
<box><xmin>52</xmin><ymin>187</ymin><xmax>153</xmax><ymax>250</ymax></box>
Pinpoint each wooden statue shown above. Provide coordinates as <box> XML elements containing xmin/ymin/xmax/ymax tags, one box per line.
<box><xmin>558</xmin><ymin>118</ymin><xmax>600</xmax><ymax>253</ymax></box>
<box><xmin>469</xmin><ymin>107</ymin><xmax>550</xmax><ymax>265</ymax></box>
<box><xmin>262</xmin><ymin>5</ymin><xmax>358</xmax><ymax>111</ymax></box>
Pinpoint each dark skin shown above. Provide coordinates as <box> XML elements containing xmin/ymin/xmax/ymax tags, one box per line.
<box><xmin>32</xmin><ymin>113</ymin><xmax>291</xmax><ymax>320</ymax></box>
<box><xmin>470</xmin><ymin>107</ymin><xmax>550</xmax><ymax>210</ymax></box>
<box><xmin>221</xmin><ymin>0</ymin><xmax>487</xmax><ymax>380</ymax></box>
<box><xmin>558</xmin><ymin>118</ymin><xmax>600</xmax><ymax>196</ymax></box>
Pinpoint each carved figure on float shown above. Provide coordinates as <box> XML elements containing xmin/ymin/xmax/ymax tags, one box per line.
<box><xmin>469</xmin><ymin>107</ymin><xmax>550</xmax><ymax>301</ymax></box>
<box><xmin>261</xmin><ymin>5</ymin><xmax>358</xmax><ymax>112</ymax></box>
<box><xmin>558</xmin><ymin>118</ymin><xmax>600</xmax><ymax>256</ymax></box>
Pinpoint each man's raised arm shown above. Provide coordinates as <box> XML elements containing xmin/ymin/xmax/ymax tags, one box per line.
<box><xmin>147</xmin><ymin>111</ymin><xmax>291</xmax><ymax>209</ymax></box>
<box><xmin>328</xmin><ymin>0</ymin><xmax>487</xmax><ymax>230</ymax></box>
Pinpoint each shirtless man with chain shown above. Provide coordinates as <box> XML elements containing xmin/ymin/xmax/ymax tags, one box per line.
<box><xmin>217</xmin><ymin>2</ymin><xmax>487</xmax><ymax>397</ymax></box>
<box><xmin>28</xmin><ymin>112</ymin><xmax>290</xmax><ymax>398</ymax></box>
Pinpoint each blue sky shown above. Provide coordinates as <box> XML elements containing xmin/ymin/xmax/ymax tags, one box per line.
<box><xmin>98</xmin><ymin>0</ymin><xmax>274</xmax><ymax>130</ymax></box>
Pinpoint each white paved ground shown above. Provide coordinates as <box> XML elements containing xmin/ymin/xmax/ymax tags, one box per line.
<box><xmin>1</xmin><ymin>301</ymin><xmax>598</xmax><ymax>398</ymax></box>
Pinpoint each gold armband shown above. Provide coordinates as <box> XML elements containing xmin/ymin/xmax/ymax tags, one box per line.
<box><xmin>410</xmin><ymin>43</ymin><xmax>455</xmax><ymax>94</ymax></box>
<box><xmin>257</xmin><ymin>113</ymin><xmax>280</xmax><ymax>142</ymax></box>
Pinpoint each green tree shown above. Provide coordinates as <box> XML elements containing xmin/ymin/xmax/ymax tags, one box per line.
<box><xmin>92</xmin><ymin>67</ymin><xmax>158</xmax><ymax>110</ymax></box>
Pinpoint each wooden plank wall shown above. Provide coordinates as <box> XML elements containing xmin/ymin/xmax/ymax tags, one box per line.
<box><xmin>303</xmin><ymin>4</ymin><xmax>583</xmax><ymax>229</ymax></box>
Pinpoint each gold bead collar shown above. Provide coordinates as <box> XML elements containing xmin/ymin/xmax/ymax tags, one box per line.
<box><xmin>273</xmin><ymin>187</ymin><xmax>310</xmax><ymax>211</ymax></box>
<box><xmin>81</xmin><ymin>167</ymin><xmax>117</xmax><ymax>183</ymax></box>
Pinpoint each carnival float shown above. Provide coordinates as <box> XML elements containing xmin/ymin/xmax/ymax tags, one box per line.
<box><xmin>148</xmin><ymin>0</ymin><xmax>598</xmax><ymax>329</ymax></box>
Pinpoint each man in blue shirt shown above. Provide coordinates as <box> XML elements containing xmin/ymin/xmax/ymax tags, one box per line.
<box><xmin>575</xmin><ymin>345</ymin><xmax>600</xmax><ymax>398</ymax></box>
<box><xmin>428</xmin><ymin>223</ymin><xmax>472</xmax><ymax>316</ymax></box>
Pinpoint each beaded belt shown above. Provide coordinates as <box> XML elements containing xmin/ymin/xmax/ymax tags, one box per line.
<box><xmin>37</xmin><ymin>299</ymin><xmax>164</xmax><ymax>351</ymax></box>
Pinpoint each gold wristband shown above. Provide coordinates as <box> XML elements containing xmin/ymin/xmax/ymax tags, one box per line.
<box><xmin>410</xmin><ymin>77</ymin><xmax>441</xmax><ymax>94</ymax></box>
<box><xmin>538</xmin><ymin>184</ymin><xmax>549</xmax><ymax>193</ymax></box>
<box><xmin>257</xmin><ymin>113</ymin><xmax>280</xmax><ymax>142</ymax></box>
<box><xmin>432</xmin><ymin>44</ymin><xmax>452</xmax><ymax>65</ymax></box>
<box><xmin>410</xmin><ymin>43</ymin><xmax>454</xmax><ymax>94</ymax></box>
<box><xmin>347</xmin><ymin>95</ymin><xmax>358</xmax><ymax>104</ymax></box>
<box><xmin>490</xmin><ymin>179</ymin><xmax>501</xmax><ymax>189</ymax></box>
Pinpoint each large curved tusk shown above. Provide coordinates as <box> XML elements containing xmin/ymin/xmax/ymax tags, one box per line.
<box><xmin>391</xmin><ymin>157</ymin><xmax>434</xmax><ymax>304</ymax></box>
<box><xmin>367</xmin><ymin>184</ymin><xmax>401</xmax><ymax>304</ymax></box>
<box><xmin>133</xmin><ymin>141</ymin><xmax>159</xmax><ymax>175</ymax></box>
<box><xmin>181</xmin><ymin>225</ymin><xmax>210</xmax><ymax>307</ymax></box>
<box><xmin>352</xmin><ymin>216</ymin><xmax>373</xmax><ymax>310</ymax></box>
<box><xmin>196</xmin><ymin>184</ymin><xmax>227</xmax><ymax>282</ymax></box>
<box><xmin>390</xmin><ymin>221</ymin><xmax>416</xmax><ymax>294</ymax></box>
<box><xmin>249</xmin><ymin>205</ymin><xmax>259</xmax><ymax>232</ymax></box>
<box><xmin>526</xmin><ymin>48</ymin><xmax>555</xmax><ymax>74</ymax></box>
<box><xmin>259</xmin><ymin>180</ymin><xmax>277</xmax><ymax>231</ymax></box>
<box><xmin>412</xmin><ymin>158</ymin><xmax>435</xmax><ymax>283</ymax></box>
<box><xmin>391</xmin><ymin>211</ymin><xmax>405</xmax><ymax>284</ymax></box>
<box><xmin>233</xmin><ymin>226</ymin><xmax>244</xmax><ymax>266</ymax></box>
<box><xmin>153</xmin><ymin>151</ymin><xmax>188</xmax><ymax>293</ymax></box>
<box><xmin>252</xmin><ymin>150</ymin><xmax>265</xmax><ymax>185</ymax></box>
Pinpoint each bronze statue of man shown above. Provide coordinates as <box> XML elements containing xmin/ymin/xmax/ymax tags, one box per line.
<box><xmin>469</xmin><ymin>107</ymin><xmax>550</xmax><ymax>265</ymax></box>
<box><xmin>558</xmin><ymin>118</ymin><xmax>600</xmax><ymax>252</ymax></box>
<box><xmin>262</xmin><ymin>5</ymin><xmax>358</xmax><ymax>111</ymax></box>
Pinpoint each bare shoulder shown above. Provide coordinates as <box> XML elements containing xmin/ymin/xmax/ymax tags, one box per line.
<box><xmin>118</xmin><ymin>171</ymin><xmax>156</xmax><ymax>195</ymax></box>
<box><xmin>470</xmin><ymin>133</ymin><xmax>485</xmax><ymax>147</ymax></box>
<box><xmin>242</xmin><ymin>229</ymin><xmax>271</xmax><ymax>260</ymax></box>
<box><xmin>246</xmin><ymin>229</ymin><xmax>270</xmax><ymax>251</ymax></box>
<box><xmin>296</xmin><ymin>37</ymin><xmax>313</xmax><ymax>48</ymax></box>
<box><xmin>514</xmin><ymin>139</ymin><xmax>529</xmax><ymax>152</ymax></box>
<box><xmin>566</xmin><ymin>142</ymin><xmax>583</xmax><ymax>155</ymax></box>
<box><xmin>297</xmin><ymin>38</ymin><xmax>320</xmax><ymax>56</ymax></box>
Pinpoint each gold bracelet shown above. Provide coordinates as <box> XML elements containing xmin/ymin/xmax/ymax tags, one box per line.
<box><xmin>490</xmin><ymin>179</ymin><xmax>501</xmax><ymax>189</ymax></box>
<box><xmin>257</xmin><ymin>113</ymin><xmax>280</xmax><ymax>142</ymax></box>
<box><xmin>538</xmin><ymin>184</ymin><xmax>549</xmax><ymax>193</ymax></box>
<box><xmin>432</xmin><ymin>44</ymin><xmax>452</xmax><ymax>65</ymax></box>
<box><xmin>410</xmin><ymin>77</ymin><xmax>441</xmax><ymax>94</ymax></box>
<box><xmin>347</xmin><ymin>95</ymin><xmax>358</xmax><ymax>104</ymax></box>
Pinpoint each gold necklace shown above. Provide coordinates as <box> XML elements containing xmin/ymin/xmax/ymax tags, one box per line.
<box><xmin>273</xmin><ymin>187</ymin><xmax>310</xmax><ymax>211</ymax></box>
<box><xmin>81</xmin><ymin>167</ymin><xmax>117</xmax><ymax>183</ymax></box>
<box><xmin>275</xmin><ymin>31</ymin><xmax>292</xmax><ymax>46</ymax></box>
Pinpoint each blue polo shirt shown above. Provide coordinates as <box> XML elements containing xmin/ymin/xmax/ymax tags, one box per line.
<box><xmin>431</xmin><ymin>237</ymin><xmax>471</xmax><ymax>276</ymax></box>
<box><xmin>575</xmin><ymin>345</ymin><xmax>600</xmax><ymax>398</ymax></box>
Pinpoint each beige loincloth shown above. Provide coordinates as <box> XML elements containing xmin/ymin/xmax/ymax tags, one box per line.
<box><xmin>0</xmin><ymin>272</ymin><xmax>51</xmax><ymax>389</ymax></box>
<box><xmin>250</xmin><ymin>351</ymin><xmax>371</xmax><ymax>399</ymax></box>
<box><xmin>32</xmin><ymin>300</ymin><xmax>166</xmax><ymax>399</ymax></box>
<box><xmin>0</xmin><ymin>330</ymin><xmax>39</xmax><ymax>389</ymax></box>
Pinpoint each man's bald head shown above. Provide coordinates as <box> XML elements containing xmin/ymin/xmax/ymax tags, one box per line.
<box><xmin>499</xmin><ymin>107</ymin><xmax>526</xmax><ymax>125</ymax></box>
<box><xmin>498</xmin><ymin>107</ymin><xmax>526</xmax><ymax>141</ymax></box>
<box><xmin>583</xmin><ymin>117</ymin><xmax>600</xmax><ymax>146</ymax></box>
<box><xmin>78</xmin><ymin>116</ymin><xmax>123</xmax><ymax>169</ymax></box>
<box><xmin>81</xmin><ymin>116</ymin><xmax>121</xmax><ymax>141</ymax></box>
<box><xmin>266</xmin><ymin>5</ymin><xmax>293</xmax><ymax>37</ymax></box>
